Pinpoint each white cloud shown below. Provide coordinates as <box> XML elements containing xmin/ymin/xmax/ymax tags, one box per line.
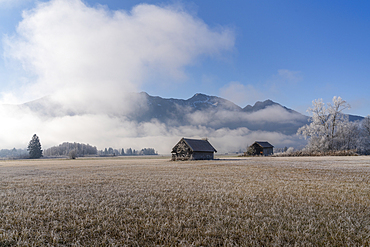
<box><xmin>186</xmin><ymin>105</ymin><xmax>306</xmax><ymax>129</ymax></box>
<box><xmin>4</xmin><ymin>0</ymin><xmax>234</xmax><ymax>111</ymax></box>
<box><xmin>0</xmin><ymin>102</ymin><xmax>302</xmax><ymax>153</ymax></box>
<box><xmin>245</xmin><ymin>105</ymin><xmax>303</xmax><ymax>123</ymax></box>
<box><xmin>0</xmin><ymin>92</ymin><xmax>20</xmax><ymax>104</ymax></box>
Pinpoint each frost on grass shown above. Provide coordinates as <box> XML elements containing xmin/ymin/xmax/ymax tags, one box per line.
<box><xmin>0</xmin><ymin>157</ymin><xmax>370</xmax><ymax>246</ymax></box>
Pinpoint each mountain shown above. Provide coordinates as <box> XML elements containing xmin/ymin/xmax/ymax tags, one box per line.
<box><xmin>132</xmin><ymin>92</ymin><xmax>242</xmax><ymax>122</ymax></box>
<box><xmin>243</xmin><ymin>99</ymin><xmax>298</xmax><ymax>114</ymax></box>
<box><xmin>17</xmin><ymin>92</ymin><xmax>364</xmax><ymax>136</ymax></box>
<box><xmin>126</xmin><ymin>92</ymin><xmax>310</xmax><ymax>135</ymax></box>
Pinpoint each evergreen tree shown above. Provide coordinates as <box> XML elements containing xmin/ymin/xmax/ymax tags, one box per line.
<box><xmin>27</xmin><ymin>134</ymin><xmax>43</xmax><ymax>159</ymax></box>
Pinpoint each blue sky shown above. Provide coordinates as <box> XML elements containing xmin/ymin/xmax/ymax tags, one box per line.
<box><xmin>1</xmin><ymin>0</ymin><xmax>369</xmax><ymax>116</ymax></box>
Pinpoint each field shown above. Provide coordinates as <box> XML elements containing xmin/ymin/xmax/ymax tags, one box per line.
<box><xmin>1</xmin><ymin>156</ymin><xmax>370</xmax><ymax>246</ymax></box>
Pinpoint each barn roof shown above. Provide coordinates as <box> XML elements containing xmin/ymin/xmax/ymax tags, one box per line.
<box><xmin>254</xmin><ymin>141</ymin><xmax>274</xmax><ymax>148</ymax></box>
<box><xmin>183</xmin><ymin>138</ymin><xmax>217</xmax><ymax>153</ymax></box>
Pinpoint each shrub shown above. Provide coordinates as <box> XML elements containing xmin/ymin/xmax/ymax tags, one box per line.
<box><xmin>68</xmin><ymin>150</ymin><xmax>77</xmax><ymax>159</ymax></box>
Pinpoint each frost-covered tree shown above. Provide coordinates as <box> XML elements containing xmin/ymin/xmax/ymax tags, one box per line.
<box><xmin>27</xmin><ymin>134</ymin><xmax>43</xmax><ymax>159</ymax></box>
<box><xmin>286</xmin><ymin>147</ymin><xmax>295</xmax><ymax>154</ymax></box>
<box><xmin>297</xmin><ymin>96</ymin><xmax>350</xmax><ymax>152</ymax></box>
<box><xmin>69</xmin><ymin>150</ymin><xmax>77</xmax><ymax>159</ymax></box>
<box><xmin>363</xmin><ymin>116</ymin><xmax>370</xmax><ymax>137</ymax></box>
<box><xmin>359</xmin><ymin>116</ymin><xmax>370</xmax><ymax>154</ymax></box>
<box><xmin>44</xmin><ymin>142</ymin><xmax>97</xmax><ymax>157</ymax></box>
<box><xmin>333</xmin><ymin>120</ymin><xmax>360</xmax><ymax>151</ymax></box>
<box><xmin>244</xmin><ymin>145</ymin><xmax>256</xmax><ymax>156</ymax></box>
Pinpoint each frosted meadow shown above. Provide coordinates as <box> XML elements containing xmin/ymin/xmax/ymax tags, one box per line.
<box><xmin>1</xmin><ymin>156</ymin><xmax>369</xmax><ymax>246</ymax></box>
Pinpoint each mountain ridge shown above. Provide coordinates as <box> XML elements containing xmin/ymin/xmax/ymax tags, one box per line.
<box><xmin>126</xmin><ymin>92</ymin><xmax>310</xmax><ymax>134</ymax></box>
<box><xmin>141</xmin><ymin>92</ymin><xmax>299</xmax><ymax>113</ymax></box>
<box><xmin>15</xmin><ymin>92</ymin><xmax>364</xmax><ymax>135</ymax></box>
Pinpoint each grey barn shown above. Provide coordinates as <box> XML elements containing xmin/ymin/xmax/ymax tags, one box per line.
<box><xmin>171</xmin><ymin>138</ymin><xmax>217</xmax><ymax>161</ymax></box>
<box><xmin>249</xmin><ymin>141</ymin><xmax>274</xmax><ymax>156</ymax></box>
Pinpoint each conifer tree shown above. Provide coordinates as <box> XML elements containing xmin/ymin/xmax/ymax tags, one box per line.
<box><xmin>27</xmin><ymin>134</ymin><xmax>43</xmax><ymax>159</ymax></box>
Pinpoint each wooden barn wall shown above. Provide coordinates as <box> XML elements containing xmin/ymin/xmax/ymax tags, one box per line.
<box><xmin>263</xmin><ymin>148</ymin><xmax>273</xmax><ymax>156</ymax></box>
<box><xmin>252</xmin><ymin>144</ymin><xmax>264</xmax><ymax>155</ymax></box>
<box><xmin>191</xmin><ymin>152</ymin><xmax>214</xmax><ymax>160</ymax></box>
<box><xmin>172</xmin><ymin>152</ymin><xmax>191</xmax><ymax>161</ymax></box>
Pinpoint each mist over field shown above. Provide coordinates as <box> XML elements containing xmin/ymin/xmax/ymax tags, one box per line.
<box><xmin>0</xmin><ymin>101</ymin><xmax>305</xmax><ymax>153</ymax></box>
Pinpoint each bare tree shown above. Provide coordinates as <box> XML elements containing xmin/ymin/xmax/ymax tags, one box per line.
<box><xmin>359</xmin><ymin>116</ymin><xmax>370</xmax><ymax>154</ymax></box>
<box><xmin>363</xmin><ymin>116</ymin><xmax>370</xmax><ymax>137</ymax></box>
<box><xmin>334</xmin><ymin>120</ymin><xmax>360</xmax><ymax>151</ymax></box>
<box><xmin>69</xmin><ymin>150</ymin><xmax>77</xmax><ymax>159</ymax></box>
<box><xmin>297</xmin><ymin>96</ymin><xmax>350</xmax><ymax>152</ymax></box>
<box><xmin>244</xmin><ymin>145</ymin><xmax>256</xmax><ymax>156</ymax></box>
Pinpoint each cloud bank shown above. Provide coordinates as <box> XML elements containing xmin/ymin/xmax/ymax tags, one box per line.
<box><xmin>4</xmin><ymin>0</ymin><xmax>234</xmax><ymax>109</ymax></box>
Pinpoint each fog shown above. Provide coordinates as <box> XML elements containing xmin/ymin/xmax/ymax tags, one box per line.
<box><xmin>186</xmin><ymin>105</ymin><xmax>307</xmax><ymax>127</ymax></box>
<box><xmin>0</xmin><ymin>101</ymin><xmax>305</xmax><ymax>153</ymax></box>
<box><xmin>1</xmin><ymin>0</ymin><xmax>304</xmax><ymax>153</ymax></box>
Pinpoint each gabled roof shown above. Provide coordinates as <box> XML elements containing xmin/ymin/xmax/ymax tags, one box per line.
<box><xmin>173</xmin><ymin>138</ymin><xmax>217</xmax><ymax>153</ymax></box>
<box><xmin>184</xmin><ymin>138</ymin><xmax>217</xmax><ymax>152</ymax></box>
<box><xmin>253</xmin><ymin>141</ymin><xmax>274</xmax><ymax>148</ymax></box>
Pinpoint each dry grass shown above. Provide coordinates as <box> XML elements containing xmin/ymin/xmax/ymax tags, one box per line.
<box><xmin>273</xmin><ymin>149</ymin><xmax>359</xmax><ymax>157</ymax></box>
<box><xmin>1</xmin><ymin>156</ymin><xmax>370</xmax><ymax>246</ymax></box>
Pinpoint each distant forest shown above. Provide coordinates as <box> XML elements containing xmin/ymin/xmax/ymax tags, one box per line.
<box><xmin>44</xmin><ymin>142</ymin><xmax>158</xmax><ymax>157</ymax></box>
<box><xmin>44</xmin><ymin>142</ymin><xmax>98</xmax><ymax>157</ymax></box>
<box><xmin>98</xmin><ymin>147</ymin><xmax>158</xmax><ymax>156</ymax></box>
<box><xmin>0</xmin><ymin>142</ymin><xmax>158</xmax><ymax>159</ymax></box>
<box><xmin>0</xmin><ymin>148</ymin><xmax>28</xmax><ymax>159</ymax></box>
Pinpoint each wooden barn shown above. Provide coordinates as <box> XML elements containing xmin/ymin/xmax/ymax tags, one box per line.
<box><xmin>171</xmin><ymin>138</ymin><xmax>217</xmax><ymax>161</ymax></box>
<box><xmin>248</xmin><ymin>141</ymin><xmax>274</xmax><ymax>156</ymax></box>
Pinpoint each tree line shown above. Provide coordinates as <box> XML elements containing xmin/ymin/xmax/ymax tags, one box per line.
<box><xmin>98</xmin><ymin>147</ymin><xmax>158</xmax><ymax>156</ymax></box>
<box><xmin>45</xmin><ymin>143</ymin><xmax>158</xmax><ymax>157</ymax></box>
<box><xmin>1</xmin><ymin>134</ymin><xmax>44</xmax><ymax>159</ymax></box>
<box><xmin>44</xmin><ymin>142</ymin><xmax>98</xmax><ymax>157</ymax></box>
<box><xmin>0</xmin><ymin>148</ymin><xmax>29</xmax><ymax>159</ymax></box>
